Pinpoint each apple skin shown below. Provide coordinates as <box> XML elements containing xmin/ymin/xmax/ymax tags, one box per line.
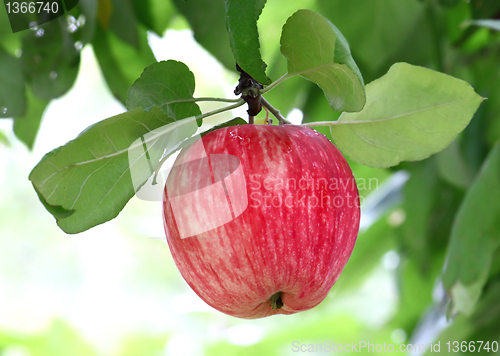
<box><xmin>163</xmin><ymin>124</ymin><xmax>360</xmax><ymax>319</ymax></box>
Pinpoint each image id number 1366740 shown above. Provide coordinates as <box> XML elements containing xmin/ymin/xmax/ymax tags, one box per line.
<box><xmin>5</xmin><ymin>2</ymin><xmax>59</xmax><ymax>13</ymax></box>
<box><xmin>445</xmin><ymin>341</ymin><xmax>499</xmax><ymax>353</ymax></box>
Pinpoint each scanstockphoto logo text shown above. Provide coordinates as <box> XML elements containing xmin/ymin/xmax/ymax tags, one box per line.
<box><xmin>291</xmin><ymin>340</ymin><xmax>499</xmax><ymax>353</ymax></box>
<box><xmin>248</xmin><ymin>173</ymin><xmax>377</xmax><ymax>209</ymax></box>
<box><xmin>291</xmin><ymin>340</ymin><xmax>426</xmax><ymax>353</ymax></box>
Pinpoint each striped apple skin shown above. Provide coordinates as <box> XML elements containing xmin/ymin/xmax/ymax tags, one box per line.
<box><xmin>163</xmin><ymin>124</ymin><xmax>360</xmax><ymax>319</ymax></box>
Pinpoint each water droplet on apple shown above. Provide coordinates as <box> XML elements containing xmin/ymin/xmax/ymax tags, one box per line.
<box><xmin>74</xmin><ymin>41</ymin><xmax>83</xmax><ymax>51</ymax></box>
<box><xmin>49</xmin><ymin>71</ymin><xmax>58</xmax><ymax>80</ymax></box>
<box><xmin>35</xmin><ymin>28</ymin><xmax>45</xmax><ymax>37</ymax></box>
<box><xmin>1</xmin><ymin>107</ymin><xmax>7</xmax><ymax>114</ymax></box>
<box><xmin>229</xmin><ymin>131</ymin><xmax>250</xmax><ymax>145</ymax></box>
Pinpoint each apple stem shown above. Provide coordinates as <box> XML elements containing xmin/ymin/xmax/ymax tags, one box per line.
<box><xmin>261</xmin><ymin>97</ymin><xmax>291</xmax><ymax>125</ymax></box>
<box><xmin>264</xmin><ymin>106</ymin><xmax>273</xmax><ymax>125</ymax></box>
<box><xmin>270</xmin><ymin>292</ymin><xmax>284</xmax><ymax>310</ymax></box>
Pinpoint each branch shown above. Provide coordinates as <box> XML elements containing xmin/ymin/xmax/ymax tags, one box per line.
<box><xmin>261</xmin><ymin>73</ymin><xmax>291</xmax><ymax>94</ymax></box>
<box><xmin>196</xmin><ymin>99</ymin><xmax>246</xmax><ymax>122</ymax></box>
<box><xmin>160</xmin><ymin>97</ymin><xmax>241</xmax><ymax>108</ymax></box>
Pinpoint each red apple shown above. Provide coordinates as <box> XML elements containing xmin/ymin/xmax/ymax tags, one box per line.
<box><xmin>163</xmin><ymin>124</ymin><xmax>360</xmax><ymax>318</ymax></box>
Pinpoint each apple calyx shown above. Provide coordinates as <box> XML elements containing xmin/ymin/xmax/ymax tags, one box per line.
<box><xmin>270</xmin><ymin>292</ymin><xmax>284</xmax><ymax>310</ymax></box>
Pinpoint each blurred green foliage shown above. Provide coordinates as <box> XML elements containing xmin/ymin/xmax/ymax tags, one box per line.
<box><xmin>0</xmin><ymin>320</ymin><xmax>99</xmax><ymax>356</ymax></box>
<box><xmin>1</xmin><ymin>0</ymin><xmax>500</xmax><ymax>355</ymax></box>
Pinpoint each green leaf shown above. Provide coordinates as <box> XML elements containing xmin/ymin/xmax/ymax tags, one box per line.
<box><xmin>13</xmin><ymin>87</ymin><xmax>49</xmax><ymax>149</ymax></box>
<box><xmin>318</xmin><ymin>0</ymin><xmax>426</xmax><ymax>72</ymax></box>
<box><xmin>252</xmin><ymin>0</ymin><xmax>317</xmax><ymax>116</ymax></box>
<box><xmin>30</xmin><ymin>58</ymin><xmax>207</xmax><ymax>233</ymax></box>
<box><xmin>126</xmin><ymin>60</ymin><xmax>201</xmax><ymax>120</ymax></box>
<box><xmin>328</xmin><ymin>62</ymin><xmax>484</xmax><ymax>168</ymax></box>
<box><xmin>92</xmin><ymin>24</ymin><xmax>156</xmax><ymax>105</ymax></box>
<box><xmin>443</xmin><ymin>142</ymin><xmax>500</xmax><ymax>316</ymax></box>
<box><xmin>0</xmin><ymin>47</ymin><xmax>26</xmax><ymax>117</ymax></box>
<box><xmin>466</xmin><ymin>19</ymin><xmax>500</xmax><ymax>31</ymax></box>
<box><xmin>21</xmin><ymin>18</ymin><xmax>80</xmax><ymax>101</ymax></box>
<box><xmin>29</xmin><ymin>107</ymin><xmax>186</xmax><ymax>234</ymax></box>
<box><xmin>280</xmin><ymin>9</ymin><xmax>365</xmax><ymax>112</ymax></box>
<box><xmin>225</xmin><ymin>0</ymin><xmax>270</xmax><ymax>84</ymax></box>
<box><xmin>131</xmin><ymin>0</ymin><xmax>174</xmax><ymax>36</ymax></box>
<box><xmin>172</xmin><ymin>0</ymin><xmax>235</xmax><ymax>71</ymax></box>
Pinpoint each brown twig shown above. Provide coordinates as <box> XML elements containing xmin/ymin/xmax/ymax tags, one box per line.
<box><xmin>234</xmin><ymin>64</ymin><xmax>263</xmax><ymax>122</ymax></box>
<box><xmin>234</xmin><ymin>64</ymin><xmax>291</xmax><ymax>125</ymax></box>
